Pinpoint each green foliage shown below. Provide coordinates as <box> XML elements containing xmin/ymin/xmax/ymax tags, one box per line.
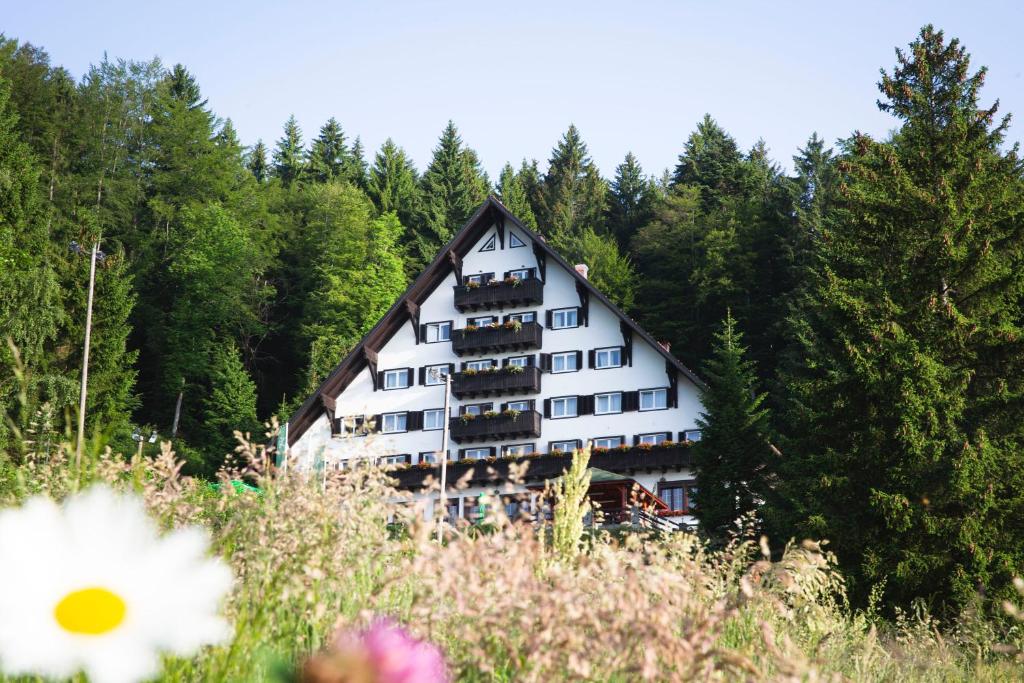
<box><xmin>693</xmin><ymin>312</ymin><xmax>771</xmax><ymax>535</ymax></box>
<box><xmin>200</xmin><ymin>340</ymin><xmax>259</xmax><ymax>469</ymax></box>
<box><xmin>496</xmin><ymin>162</ymin><xmax>537</xmax><ymax>229</ymax></box>
<box><xmin>366</xmin><ymin>138</ymin><xmax>420</xmax><ymax>237</ymax></box>
<box><xmin>308</xmin><ymin>117</ymin><xmax>351</xmax><ymax>183</ymax></box>
<box><xmin>538</xmin><ymin>125</ymin><xmax>607</xmax><ymax>251</ymax></box>
<box><xmin>770</xmin><ymin>26</ymin><xmax>1024</xmax><ymax>612</ymax></box>
<box><xmin>246</xmin><ymin>139</ymin><xmax>268</xmax><ymax>182</ymax></box>
<box><xmin>569</xmin><ymin>229</ymin><xmax>636</xmax><ymax>311</ymax></box>
<box><xmin>272</xmin><ymin>115</ymin><xmax>306</xmax><ymax>186</ymax></box>
<box><xmin>606</xmin><ymin>151</ymin><xmax>655</xmax><ymax>249</ymax></box>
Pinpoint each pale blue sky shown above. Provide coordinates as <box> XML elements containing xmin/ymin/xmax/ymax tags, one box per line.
<box><xmin>4</xmin><ymin>1</ymin><xmax>1023</xmax><ymax>178</ymax></box>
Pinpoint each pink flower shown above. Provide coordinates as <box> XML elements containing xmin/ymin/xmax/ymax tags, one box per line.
<box><xmin>305</xmin><ymin>620</ymin><xmax>448</xmax><ymax>683</ymax></box>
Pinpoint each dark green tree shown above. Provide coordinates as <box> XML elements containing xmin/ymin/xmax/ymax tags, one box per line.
<box><xmin>692</xmin><ymin>312</ymin><xmax>771</xmax><ymax>535</ymax></box>
<box><xmin>496</xmin><ymin>162</ymin><xmax>537</xmax><ymax>229</ymax></box>
<box><xmin>201</xmin><ymin>339</ymin><xmax>260</xmax><ymax>468</ymax></box>
<box><xmin>539</xmin><ymin>125</ymin><xmax>607</xmax><ymax>250</ymax></box>
<box><xmin>366</xmin><ymin>138</ymin><xmax>420</xmax><ymax>238</ymax></box>
<box><xmin>771</xmin><ymin>26</ymin><xmax>1024</xmax><ymax>611</ymax></box>
<box><xmin>247</xmin><ymin>139</ymin><xmax>269</xmax><ymax>182</ymax></box>
<box><xmin>308</xmin><ymin>117</ymin><xmax>350</xmax><ymax>183</ymax></box>
<box><xmin>272</xmin><ymin>115</ymin><xmax>306</xmax><ymax>186</ymax></box>
<box><xmin>343</xmin><ymin>136</ymin><xmax>368</xmax><ymax>188</ymax></box>
<box><xmin>672</xmin><ymin>114</ymin><xmax>746</xmax><ymax>211</ymax></box>
<box><xmin>606</xmin><ymin>152</ymin><xmax>654</xmax><ymax>249</ymax></box>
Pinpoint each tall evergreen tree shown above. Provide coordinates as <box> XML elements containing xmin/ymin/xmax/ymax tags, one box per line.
<box><xmin>366</xmin><ymin>138</ymin><xmax>420</xmax><ymax>238</ymax></box>
<box><xmin>272</xmin><ymin>115</ymin><xmax>306</xmax><ymax>186</ymax></box>
<box><xmin>771</xmin><ymin>26</ymin><xmax>1024</xmax><ymax>611</ymax></box>
<box><xmin>672</xmin><ymin>114</ymin><xmax>746</xmax><ymax>211</ymax></box>
<box><xmin>201</xmin><ymin>339</ymin><xmax>260</xmax><ymax>468</ymax></box>
<box><xmin>343</xmin><ymin>136</ymin><xmax>368</xmax><ymax>188</ymax></box>
<box><xmin>570</xmin><ymin>229</ymin><xmax>636</xmax><ymax>311</ymax></box>
<box><xmin>606</xmin><ymin>152</ymin><xmax>654</xmax><ymax>249</ymax></box>
<box><xmin>417</xmin><ymin>121</ymin><xmax>488</xmax><ymax>264</ymax></box>
<box><xmin>247</xmin><ymin>140</ymin><xmax>269</xmax><ymax>182</ymax></box>
<box><xmin>496</xmin><ymin>162</ymin><xmax>537</xmax><ymax>229</ymax></box>
<box><xmin>692</xmin><ymin>312</ymin><xmax>771</xmax><ymax>535</ymax></box>
<box><xmin>308</xmin><ymin>117</ymin><xmax>350</xmax><ymax>183</ymax></box>
<box><xmin>539</xmin><ymin>125</ymin><xmax>607</xmax><ymax>251</ymax></box>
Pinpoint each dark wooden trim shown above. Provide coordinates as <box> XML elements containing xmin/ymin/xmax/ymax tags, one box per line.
<box><xmin>495</xmin><ymin>213</ymin><xmax>505</xmax><ymax>248</ymax></box>
<box><xmin>405</xmin><ymin>300</ymin><xmax>420</xmax><ymax>344</ymax></box>
<box><xmin>532</xmin><ymin>240</ymin><xmax>547</xmax><ymax>282</ymax></box>
<box><xmin>575</xmin><ymin>281</ymin><xmax>590</xmax><ymax>327</ymax></box>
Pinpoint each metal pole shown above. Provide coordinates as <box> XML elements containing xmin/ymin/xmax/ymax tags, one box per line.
<box><xmin>75</xmin><ymin>242</ymin><xmax>98</xmax><ymax>469</ymax></box>
<box><xmin>437</xmin><ymin>371</ymin><xmax>451</xmax><ymax>542</ymax></box>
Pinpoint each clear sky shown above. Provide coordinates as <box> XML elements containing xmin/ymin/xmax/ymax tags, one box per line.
<box><xmin>4</xmin><ymin>1</ymin><xmax>1023</xmax><ymax>178</ymax></box>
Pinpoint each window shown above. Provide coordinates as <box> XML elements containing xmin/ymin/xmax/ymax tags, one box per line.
<box><xmin>464</xmin><ymin>359</ymin><xmax>495</xmax><ymax>372</ymax></box>
<box><xmin>639</xmin><ymin>388</ymin><xmax>668</xmax><ymax>411</ymax></box>
<box><xmin>682</xmin><ymin>429</ymin><xmax>703</xmax><ymax>442</ymax></box>
<box><xmin>550</xmin><ymin>308</ymin><xmax>578</xmax><ymax>329</ymax></box>
<box><xmin>550</xmin><ymin>439</ymin><xmax>580</xmax><ymax>454</ymax></box>
<box><xmin>658</xmin><ymin>481</ymin><xmax>696</xmax><ymax>513</ymax></box>
<box><xmin>341</xmin><ymin>415</ymin><xmax>367</xmax><ymax>436</ymax></box>
<box><xmin>479</xmin><ymin>234</ymin><xmax>496</xmax><ymax>251</ymax></box>
<box><xmin>418</xmin><ymin>451</ymin><xmax>448</xmax><ymax>464</ymax></box>
<box><xmin>424</xmin><ymin>364</ymin><xmax>449</xmax><ymax>385</ymax></box>
<box><xmin>595</xmin><ymin>392</ymin><xmax>622</xmax><ymax>415</ymax></box>
<box><xmin>463</xmin><ymin>447</ymin><xmax>491</xmax><ymax>460</ymax></box>
<box><xmin>381</xmin><ymin>412</ymin><xmax>408</xmax><ymax>433</ymax></box>
<box><xmin>461</xmin><ymin>403</ymin><xmax>493</xmax><ymax>416</ymax></box>
<box><xmin>506</xmin><ymin>355</ymin><xmax>530</xmax><ymax>368</ymax></box>
<box><xmin>423</xmin><ymin>321</ymin><xmax>451</xmax><ymax>343</ymax></box>
<box><xmin>507</xmin><ymin>268</ymin><xmax>533</xmax><ymax>281</ymax></box>
<box><xmin>382</xmin><ymin>454</ymin><xmax>410</xmax><ymax>466</ymax></box>
<box><xmin>468</xmin><ymin>315</ymin><xmax>497</xmax><ymax>327</ymax></box>
<box><xmin>383</xmin><ymin>369</ymin><xmax>410</xmax><ymax>390</ymax></box>
<box><xmin>423</xmin><ymin>409</ymin><xmax>446</xmax><ymax>431</ymax></box>
<box><xmin>550</xmin><ymin>396</ymin><xmax>578</xmax><ymax>418</ymax></box>
<box><xmin>503</xmin><ymin>443</ymin><xmax>535</xmax><ymax>456</ymax></box>
<box><xmin>638</xmin><ymin>432</ymin><xmax>668</xmax><ymax>445</ymax></box>
<box><xmin>593</xmin><ymin>436</ymin><xmax>623</xmax><ymax>449</ymax></box>
<box><xmin>505</xmin><ymin>400</ymin><xmax>532</xmax><ymax>412</ymax></box>
<box><xmin>509</xmin><ymin>232</ymin><xmax>526</xmax><ymax>248</ymax></box>
<box><xmin>505</xmin><ymin>311</ymin><xmax>536</xmax><ymax>323</ymax></box>
<box><xmin>465</xmin><ymin>272</ymin><xmax>494</xmax><ymax>285</ymax></box>
<box><xmin>551</xmin><ymin>352</ymin><xmax>578</xmax><ymax>373</ymax></box>
<box><xmin>594</xmin><ymin>347</ymin><xmax>622</xmax><ymax>369</ymax></box>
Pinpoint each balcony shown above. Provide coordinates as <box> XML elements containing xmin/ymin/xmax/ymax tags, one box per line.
<box><xmin>453</xmin><ymin>277</ymin><xmax>544</xmax><ymax>312</ymax></box>
<box><xmin>451</xmin><ymin>320</ymin><xmax>542</xmax><ymax>356</ymax></box>
<box><xmin>450</xmin><ymin>409</ymin><xmax>542</xmax><ymax>444</ymax></box>
<box><xmin>451</xmin><ymin>366</ymin><xmax>542</xmax><ymax>399</ymax></box>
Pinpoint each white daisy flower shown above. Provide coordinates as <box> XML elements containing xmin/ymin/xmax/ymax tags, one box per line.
<box><xmin>0</xmin><ymin>485</ymin><xmax>234</xmax><ymax>683</ymax></box>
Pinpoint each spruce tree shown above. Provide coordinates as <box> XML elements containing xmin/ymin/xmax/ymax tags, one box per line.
<box><xmin>539</xmin><ymin>125</ymin><xmax>607</xmax><ymax>250</ymax></box>
<box><xmin>308</xmin><ymin>117</ymin><xmax>350</xmax><ymax>183</ymax></box>
<box><xmin>496</xmin><ymin>162</ymin><xmax>538</xmax><ymax>229</ymax></box>
<box><xmin>343</xmin><ymin>136</ymin><xmax>368</xmax><ymax>188</ymax></box>
<box><xmin>672</xmin><ymin>114</ymin><xmax>745</xmax><ymax>211</ymax></box>
<box><xmin>570</xmin><ymin>229</ymin><xmax>636</xmax><ymax>311</ymax></box>
<box><xmin>201</xmin><ymin>339</ymin><xmax>260</xmax><ymax>469</ymax></box>
<box><xmin>693</xmin><ymin>312</ymin><xmax>771</xmax><ymax>535</ymax></box>
<box><xmin>273</xmin><ymin>115</ymin><xmax>306</xmax><ymax>186</ymax></box>
<box><xmin>771</xmin><ymin>26</ymin><xmax>1024</xmax><ymax>611</ymax></box>
<box><xmin>247</xmin><ymin>140</ymin><xmax>269</xmax><ymax>182</ymax></box>
<box><xmin>366</xmin><ymin>138</ymin><xmax>420</xmax><ymax>237</ymax></box>
<box><xmin>606</xmin><ymin>152</ymin><xmax>654</xmax><ymax>249</ymax></box>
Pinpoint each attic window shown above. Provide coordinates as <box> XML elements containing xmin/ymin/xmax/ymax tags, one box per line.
<box><xmin>509</xmin><ymin>233</ymin><xmax>526</xmax><ymax>248</ymax></box>
<box><xmin>479</xmin><ymin>234</ymin><xmax>496</xmax><ymax>252</ymax></box>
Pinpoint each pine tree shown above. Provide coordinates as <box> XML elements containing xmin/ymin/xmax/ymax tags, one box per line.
<box><xmin>201</xmin><ymin>339</ymin><xmax>259</xmax><ymax>470</ymax></box>
<box><xmin>693</xmin><ymin>312</ymin><xmax>771</xmax><ymax>535</ymax></box>
<box><xmin>496</xmin><ymin>162</ymin><xmax>537</xmax><ymax>228</ymax></box>
<box><xmin>366</xmin><ymin>138</ymin><xmax>420</xmax><ymax>235</ymax></box>
<box><xmin>343</xmin><ymin>136</ymin><xmax>368</xmax><ymax>188</ymax></box>
<box><xmin>417</xmin><ymin>121</ymin><xmax>488</xmax><ymax>263</ymax></box>
<box><xmin>247</xmin><ymin>140</ymin><xmax>269</xmax><ymax>182</ymax></box>
<box><xmin>539</xmin><ymin>125</ymin><xmax>607</xmax><ymax>250</ymax></box>
<box><xmin>672</xmin><ymin>114</ymin><xmax>746</xmax><ymax>211</ymax></box>
<box><xmin>771</xmin><ymin>26</ymin><xmax>1024</xmax><ymax>611</ymax></box>
<box><xmin>606</xmin><ymin>152</ymin><xmax>654</xmax><ymax>249</ymax></box>
<box><xmin>273</xmin><ymin>115</ymin><xmax>306</xmax><ymax>186</ymax></box>
<box><xmin>308</xmin><ymin>117</ymin><xmax>350</xmax><ymax>183</ymax></box>
<box><xmin>570</xmin><ymin>229</ymin><xmax>635</xmax><ymax>311</ymax></box>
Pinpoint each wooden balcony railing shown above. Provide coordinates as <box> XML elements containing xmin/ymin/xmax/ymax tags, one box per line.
<box><xmin>449</xmin><ymin>409</ymin><xmax>542</xmax><ymax>444</ymax></box>
<box><xmin>452</xmin><ymin>277</ymin><xmax>544</xmax><ymax>312</ymax></box>
<box><xmin>451</xmin><ymin>321</ymin><xmax>542</xmax><ymax>356</ymax></box>
<box><xmin>451</xmin><ymin>366</ymin><xmax>542</xmax><ymax>399</ymax></box>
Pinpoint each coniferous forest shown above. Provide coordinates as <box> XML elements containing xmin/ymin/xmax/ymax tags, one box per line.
<box><xmin>2</xmin><ymin>24</ymin><xmax>1024</xmax><ymax>621</ymax></box>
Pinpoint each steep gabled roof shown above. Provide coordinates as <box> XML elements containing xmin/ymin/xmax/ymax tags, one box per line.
<box><xmin>287</xmin><ymin>195</ymin><xmax>704</xmax><ymax>445</ymax></box>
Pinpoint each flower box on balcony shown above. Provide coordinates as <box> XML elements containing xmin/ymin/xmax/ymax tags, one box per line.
<box><xmin>451</xmin><ymin>365</ymin><xmax>542</xmax><ymax>399</ymax></box>
<box><xmin>451</xmin><ymin>320</ymin><xmax>542</xmax><ymax>356</ymax></box>
<box><xmin>453</xmin><ymin>277</ymin><xmax>543</xmax><ymax>312</ymax></box>
<box><xmin>449</xmin><ymin>409</ymin><xmax>542</xmax><ymax>444</ymax></box>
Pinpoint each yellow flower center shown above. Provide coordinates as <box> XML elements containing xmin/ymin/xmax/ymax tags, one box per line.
<box><xmin>54</xmin><ymin>587</ymin><xmax>127</xmax><ymax>635</ymax></box>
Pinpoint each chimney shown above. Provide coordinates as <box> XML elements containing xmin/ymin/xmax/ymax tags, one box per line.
<box><xmin>658</xmin><ymin>341</ymin><xmax>671</xmax><ymax>352</ymax></box>
<box><xmin>574</xmin><ymin>263</ymin><xmax>589</xmax><ymax>280</ymax></box>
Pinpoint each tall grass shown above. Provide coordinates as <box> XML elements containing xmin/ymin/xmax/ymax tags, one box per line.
<box><xmin>1</xmin><ymin>427</ymin><xmax>1022</xmax><ymax>682</ymax></box>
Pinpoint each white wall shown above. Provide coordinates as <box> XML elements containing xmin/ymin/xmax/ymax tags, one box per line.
<box><xmin>291</xmin><ymin>221</ymin><xmax>703</xmax><ymax>477</ymax></box>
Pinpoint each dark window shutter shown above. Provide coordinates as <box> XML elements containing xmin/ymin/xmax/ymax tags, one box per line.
<box><xmin>460</xmin><ymin>361</ymin><xmax>468</xmax><ymax>372</ymax></box>
<box><xmin>406</xmin><ymin>368</ymin><xmax>415</xmax><ymax>386</ymax></box>
<box><xmin>587</xmin><ymin>349</ymin><xmax>595</xmax><ymax>368</ymax></box>
<box><xmin>539</xmin><ymin>353</ymin><xmax>551</xmax><ymax>372</ymax></box>
<box><xmin>501</xmin><ymin>357</ymin><xmax>509</xmax><ymax>367</ymax></box>
<box><xmin>502</xmin><ymin>270</ymin><xmax>510</xmax><ymax>279</ymax></box>
<box><xmin>545</xmin><ymin>310</ymin><xmax>553</xmax><ymax>328</ymax></box>
<box><xmin>633</xmin><ymin>434</ymin><xmax>641</xmax><ymax>446</ymax></box>
<box><xmin>525</xmin><ymin>354</ymin><xmax>535</xmax><ymax>366</ymax></box>
<box><xmin>418</xmin><ymin>367</ymin><xmax>426</xmax><ymax>385</ymax></box>
<box><xmin>574</xmin><ymin>350</ymin><xmax>583</xmax><ymax>369</ymax></box>
<box><xmin>372</xmin><ymin>414</ymin><xmax>383</xmax><ymax>433</ymax></box>
<box><xmin>376</xmin><ymin>371</ymin><xmax>384</xmax><ymax>390</ymax></box>
<box><xmin>447</xmin><ymin>363</ymin><xmax>455</xmax><ymax>376</ymax></box>
<box><xmin>622</xmin><ymin>391</ymin><xmax>639</xmax><ymax>412</ymax></box>
<box><xmin>663</xmin><ymin>431</ymin><xmax>673</xmax><ymax>442</ymax></box>
<box><xmin>577</xmin><ymin>395</ymin><xmax>594</xmax><ymax>415</ymax></box>
<box><xmin>457</xmin><ymin>448</ymin><xmax>466</xmax><ymax>459</ymax></box>
<box><xmin>669</xmin><ymin>386</ymin><xmax>678</xmax><ymax>408</ymax></box>
<box><xmin>499</xmin><ymin>402</ymin><xmax>507</xmax><ymax>412</ymax></box>
<box><xmin>329</xmin><ymin>417</ymin><xmax>341</xmax><ymax>436</ymax></box>
<box><xmin>419</xmin><ymin>323</ymin><xmax>427</xmax><ymax>342</ymax></box>
<box><xmin>488</xmin><ymin>446</ymin><xmax>497</xmax><ymax>457</ymax></box>
<box><xmin>543</xmin><ymin>399</ymin><xmax>551</xmax><ymax>418</ymax></box>
<box><xmin>407</xmin><ymin>411</ymin><xmax>424</xmax><ymax>431</ymax></box>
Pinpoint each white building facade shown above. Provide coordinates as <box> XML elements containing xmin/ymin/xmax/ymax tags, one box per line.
<box><xmin>287</xmin><ymin>198</ymin><xmax>704</xmax><ymax>525</ymax></box>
